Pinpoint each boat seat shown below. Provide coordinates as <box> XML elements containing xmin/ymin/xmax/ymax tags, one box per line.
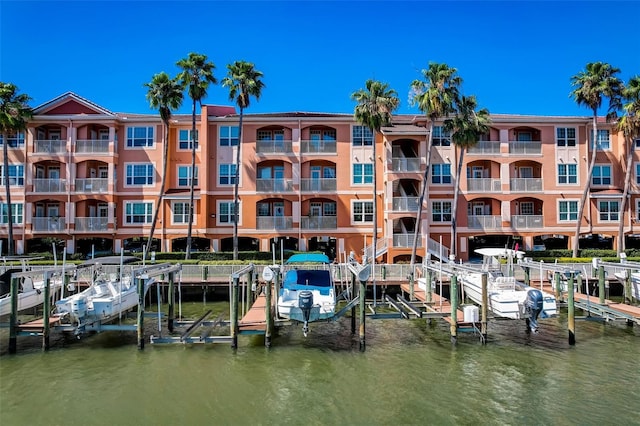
<box><xmin>492</xmin><ymin>276</ymin><xmax>516</xmax><ymax>290</ymax></box>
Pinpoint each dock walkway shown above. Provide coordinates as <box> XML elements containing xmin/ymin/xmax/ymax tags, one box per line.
<box><xmin>239</xmin><ymin>294</ymin><xmax>268</xmax><ymax>332</ymax></box>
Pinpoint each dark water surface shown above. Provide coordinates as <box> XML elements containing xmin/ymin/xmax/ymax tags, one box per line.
<box><xmin>1</xmin><ymin>306</ymin><xmax>639</xmax><ymax>426</ymax></box>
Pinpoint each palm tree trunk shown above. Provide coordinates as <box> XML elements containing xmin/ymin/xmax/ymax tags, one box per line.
<box><xmin>573</xmin><ymin>114</ymin><xmax>598</xmax><ymax>257</ymax></box>
<box><xmin>618</xmin><ymin>134</ymin><xmax>634</xmax><ymax>254</ymax></box>
<box><xmin>233</xmin><ymin>107</ymin><xmax>244</xmax><ymax>261</ymax></box>
<box><xmin>145</xmin><ymin>121</ymin><xmax>170</xmax><ymax>257</ymax></box>
<box><xmin>410</xmin><ymin>122</ymin><xmax>434</xmax><ymax>271</ymax></box>
<box><xmin>3</xmin><ymin>134</ymin><xmax>14</xmax><ymax>255</ymax></box>
<box><xmin>371</xmin><ymin>127</ymin><xmax>377</xmax><ymax>303</ymax></box>
<box><xmin>185</xmin><ymin>99</ymin><xmax>196</xmax><ymax>260</ymax></box>
<box><xmin>450</xmin><ymin>148</ymin><xmax>465</xmax><ymax>257</ymax></box>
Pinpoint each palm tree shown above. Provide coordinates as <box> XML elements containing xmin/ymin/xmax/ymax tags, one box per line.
<box><xmin>409</xmin><ymin>62</ymin><xmax>461</xmax><ymax>269</ymax></box>
<box><xmin>351</xmin><ymin>80</ymin><xmax>400</xmax><ymax>297</ymax></box>
<box><xmin>570</xmin><ymin>62</ymin><xmax>623</xmax><ymax>257</ymax></box>
<box><xmin>443</xmin><ymin>95</ymin><xmax>491</xmax><ymax>256</ymax></box>
<box><xmin>0</xmin><ymin>83</ymin><xmax>32</xmax><ymax>256</ymax></box>
<box><xmin>617</xmin><ymin>76</ymin><xmax>640</xmax><ymax>254</ymax></box>
<box><xmin>222</xmin><ymin>61</ymin><xmax>265</xmax><ymax>261</ymax></box>
<box><xmin>177</xmin><ymin>53</ymin><xmax>217</xmax><ymax>260</ymax></box>
<box><xmin>143</xmin><ymin>72</ymin><xmax>184</xmax><ymax>257</ymax></box>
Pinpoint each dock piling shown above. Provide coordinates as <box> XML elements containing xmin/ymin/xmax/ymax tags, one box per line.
<box><xmin>568</xmin><ymin>274</ymin><xmax>576</xmax><ymax>345</ymax></box>
<box><xmin>231</xmin><ymin>275</ymin><xmax>239</xmax><ymax>349</ymax></box>
<box><xmin>168</xmin><ymin>272</ymin><xmax>175</xmax><ymax>332</ymax></box>
<box><xmin>8</xmin><ymin>276</ymin><xmax>18</xmax><ymax>354</ymax></box>
<box><xmin>42</xmin><ymin>272</ymin><xmax>51</xmax><ymax>351</ymax></box>
<box><xmin>481</xmin><ymin>272</ymin><xmax>488</xmax><ymax>344</ymax></box>
<box><xmin>598</xmin><ymin>266</ymin><xmax>605</xmax><ymax>305</ymax></box>
<box><xmin>137</xmin><ymin>276</ymin><xmax>145</xmax><ymax>350</ymax></box>
<box><xmin>359</xmin><ymin>277</ymin><xmax>366</xmax><ymax>352</ymax></box>
<box><xmin>450</xmin><ymin>274</ymin><xmax>458</xmax><ymax>345</ymax></box>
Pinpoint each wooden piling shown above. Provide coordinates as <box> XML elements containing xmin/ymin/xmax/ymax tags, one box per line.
<box><xmin>524</xmin><ymin>266</ymin><xmax>530</xmax><ymax>285</ymax></box>
<box><xmin>359</xmin><ymin>278</ymin><xmax>366</xmax><ymax>352</ymax></box>
<box><xmin>554</xmin><ymin>272</ymin><xmax>561</xmax><ymax>302</ymax></box>
<box><xmin>598</xmin><ymin>266</ymin><xmax>605</xmax><ymax>305</ymax></box>
<box><xmin>168</xmin><ymin>272</ymin><xmax>175</xmax><ymax>332</ymax></box>
<box><xmin>481</xmin><ymin>272</ymin><xmax>488</xmax><ymax>344</ymax></box>
<box><xmin>8</xmin><ymin>277</ymin><xmax>18</xmax><ymax>354</ymax></box>
<box><xmin>42</xmin><ymin>272</ymin><xmax>51</xmax><ymax>351</ymax></box>
<box><xmin>350</xmin><ymin>271</ymin><xmax>356</xmax><ymax>335</ymax></box>
<box><xmin>624</xmin><ymin>270</ymin><xmax>633</xmax><ymax>304</ymax></box>
<box><xmin>409</xmin><ymin>271</ymin><xmax>415</xmax><ymax>302</ymax></box>
<box><xmin>568</xmin><ymin>274</ymin><xmax>575</xmax><ymax>345</ymax></box>
<box><xmin>426</xmin><ymin>268</ymin><xmax>433</xmax><ymax>304</ymax></box>
<box><xmin>265</xmin><ymin>274</ymin><xmax>273</xmax><ymax>348</ymax></box>
<box><xmin>137</xmin><ymin>277</ymin><xmax>145</xmax><ymax>350</ymax></box>
<box><xmin>231</xmin><ymin>275</ymin><xmax>239</xmax><ymax>349</ymax></box>
<box><xmin>450</xmin><ymin>274</ymin><xmax>458</xmax><ymax>345</ymax></box>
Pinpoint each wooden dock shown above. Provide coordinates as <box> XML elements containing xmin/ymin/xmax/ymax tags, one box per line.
<box><xmin>399</xmin><ymin>283</ymin><xmax>469</xmax><ymax>324</ymax></box>
<box><xmin>16</xmin><ymin>316</ymin><xmax>61</xmax><ymax>332</ymax></box>
<box><xmin>238</xmin><ymin>294</ymin><xmax>268</xmax><ymax>332</ymax></box>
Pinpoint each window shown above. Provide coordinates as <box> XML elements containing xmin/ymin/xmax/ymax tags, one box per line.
<box><xmin>591</xmin><ymin>129</ymin><xmax>610</xmax><ymax>150</ymax></box>
<box><xmin>558</xmin><ymin>164</ymin><xmax>577</xmax><ymax>184</ymax></box>
<box><xmin>178</xmin><ymin>129</ymin><xmax>198</xmax><ymax>150</ymax></box>
<box><xmin>432</xmin><ymin>201</ymin><xmax>452</xmax><ymax>222</ymax></box>
<box><xmin>220</xmin><ymin>126</ymin><xmax>239</xmax><ymax>146</ymax></box>
<box><xmin>353</xmin><ymin>201</ymin><xmax>373</xmax><ymax>223</ymax></box>
<box><xmin>172</xmin><ymin>202</ymin><xmax>191</xmax><ymax>224</ymax></box>
<box><xmin>178</xmin><ymin>166</ymin><xmax>198</xmax><ymax>186</ymax></box>
<box><xmin>311</xmin><ymin>129</ymin><xmax>336</xmax><ymax>140</ymax></box>
<box><xmin>592</xmin><ymin>165</ymin><xmax>611</xmax><ymax>185</ymax></box>
<box><xmin>353</xmin><ymin>163</ymin><xmax>373</xmax><ymax>184</ymax></box>
<box><xmin>635</xmin><ymin>138</ymin><xmax>640</xmax><ymax>149</ymax></box>
<box><xmin>124</xmin><ymin>202</ymin><xmax>152</xmax><ymax>224</ymax></box>
<box><xmin>0</xmin><ymin>132</ymin><xmax>25</xmax><ymax>148</ymax></box>
<box><xmin>125</xmin><ymin>164</ymin><xmax>154</xmax><ymax>185</ymax></box>
<box><xmin>323</xmin><ymin>202</ymin><xmax>337</xmax><ymax>216</ymax></box>
<box><xmin>558</xmin><ymin>200</ymin><xmax>578</xmax><ymax>221</ymax></box>
<box><xmin>432</xmin><ymin>126</ymin><xmax>451</xmax><ymax>146</ymax></box>
<box><xmin>599</xmin><ymin>201</ymin><xmax>619</xmax><ymax>221</ymax></box>
<box><xmin>519</xmin><ymin>202</ymin><xmax>534</xmax><ymax>215</ymax></box>
<box><xmin>126</xmin><ymin>126</ymin><xmax>154</xmax><ymax>147</ymax></box>
<box><xmin>0</xmin><ymin>164</ymin><xmax>24</xmax><ymax>186</ymax></box>
<box><xmin>432</xmin><ymin>163</ymin><xmax>451</xmax><ymax>184</ymax></box>
<box><xmin>218</xmin><ymin>201</ymin><xmax>237</xmax><ymax>224</ymax></box>
<box><xmin>219</xmin><ymin>164</ymin><xmax>237</xmax><ymax>185</ymax></box>
<box><xmin>0</xmin><ymin>203</ymin><xmax>23</xmax><ymax>224</ymax></box>
<box><xmin>556</xmin><ymin>127</ymin><xmax>576</xmax><ymax>147</ymax></box>
<box><xmin>352</xmin><ymin>125</ymin><xmax>373</xmax><ymax>146</ymax></box>
<box><xmin>257</xmin><ymin>129</ymin><xmax>284</xmax><ymax>140</ymax></box>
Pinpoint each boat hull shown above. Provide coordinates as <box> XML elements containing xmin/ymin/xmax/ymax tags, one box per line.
<box><xmin>277</xmin><ymin>288</ymin><xmax>336</xmax><ymax>322</ymax></box>
<box><xmin>0</xmin><ymin>279</ymin><xmax>63</xmax><ymax>317</ymax></box>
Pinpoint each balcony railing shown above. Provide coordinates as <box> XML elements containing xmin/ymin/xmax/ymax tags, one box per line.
<box><xmin>512</xmin><ymin>215</ymin><xmax>543</xmax><ymax>229</ymax></box>
<box><xmin>300</xmin><ymin>178</ymin><xmax>337</xmax><ymax>192</ymax></box>
<box><xmin>32</xmin><ymin>217</ymin><xmax>66</xmax><ymax>232</ymax></box>
<box><xmin>301</xmin><ymin>216</ymin><xmax>337</xmax><ymax>229</ymax></box>
<box><xmin>390</xmin><ymin>157</ymin><xmax>421</xmax><ymax>172</ymax></box>
<box><xmin>256</xmin><ymin>178</ymin><xmax>294</xmax><ymax>192</ymax></box>
<box><xmin>256</xmin><ymin>140</ymin><xmax>293</xmax><ymax>154</ymax></box>
<box><xmin>256</xmin><ymin>216</ymin><xmax>293</xmax><ymax>230</ymax></box>
<box><xmin>75</xmin><ymin>178</ymin><xmax>109</xmax><ymax>193</ymax></box>
<box><xmin>300</xmin><ymin>140</ymin><xmax>337</xmax><ymax>154</ymax></box>
<box><xmin>468</xmin><ymin>141</ymin><xmax>500</xmax><ymax>155</ymax></box>
<box><xmin>34</xmin><ymin>140</ymin><xmax>66</xmax><ymax>154</ymax></box>
<box><xmin>508</xmin><ymin>141</ymin><xmax>542</xmax><ymax>155</ymax></box>
<box><xmin>75</xmin><ymin>139</ymin><xmax>110</xmax><ymax>154</ymax></box>
<box><xmin>467</xmin><ymin>178</ymin><xmax>501</xmax><ymax>192</ymax></box>
<box><xmin>33</xmin><ymin>178</ymin><xmax>66</xmax><ymax>192</ymax></box>
<box><xmin>392</xmin><ymin>196</ymin><xmax>420</xmax><ymax>212</ymax></box>
<box><xmin>510</xmin><ymin>178</ymin><xmax>543</xmax><ymax>192</ymax></box>
<box><xmin>74</xmin><ymin>217</ymin><xmax>109</xmax><ymax>232</ymax></box>
<box><xmin>468</xmin><ymin>215</ymin><xmax>502</xmax><ymax>229</ymax></box>
<box><xmin>393</xmin><ymin>233</ymin><xmax>422</xmax><ymax>248</ymax></box>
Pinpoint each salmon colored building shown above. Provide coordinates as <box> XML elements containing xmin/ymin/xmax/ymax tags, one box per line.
<box><xmin>1</xmin><ymin>92</ymin><xmax>637</xmax><ymax>261</ymax></box>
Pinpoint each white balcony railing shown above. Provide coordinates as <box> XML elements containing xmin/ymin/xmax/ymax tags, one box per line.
<box><xmin>512</xmin><ymin>215</ymin><xmax>543</xmax><ymax>229</ymax></box>
<box><xmin>467</xmin><ymin>178</ymin><xmax>501</xmax><ymax>192</ymax></box>
<box><xmin>300</xmin><ymin>140</ymin><xmax>337</xmax><ymax>154</ymax></box>
<box><xmin>301</xmin><ymin>216</ymin><xmax>337</xmax><ymax>229</ymax></box>
<box><xmin>33</xmin><ymin>178</ymin><xmax>66</xmax><ymax>192</ymax></box>
<box><xmin>467</xmin><ymin>141</ymin><xmax>501</xmax><ymax>155</ymax></box>
<box><xmin>392</xmin><ymin>196</ymin><xmax>420</xmax><ymax>212</ymax></box>
<box><xmin>34</xmin><ymin>139</ymin><xmax>66</xmax><ymax>154</ymax></box>
<box><xmin>510</xmin><ymin>178</ymin><xmax>543</xmax><ymax>192</ymax></box>
<box><xmin>75</xmin><ymin>217</ymin><xmax>109</xmax><ymax>232</ymax></box>
<box><xmin>300</xmin><ymin>178</ymin><xmax>337</xmax><ymax>192</ymax></box>
<box><xmin>32</xmin><ymin>217</ymin><xmax>66</xmax><ymax>232</ymax></box>
<box><xmin>393</xmin><ymin>233</ymin><xmax>422</xmax><ymax>248</ymax></box>
<box><xmin>256</xmin><ymin>178</ymin><xmax>294</xmax><ymax>192</ymax></box>
<box><xmin>75</xmin><ymin>178</ymin><xmax>109</xmax><ymax>193</ymax></box>
<box><xmin>75</xmin><ymin>139</ymin><xmax>110</xmax><ymax>154</ymax></box>
<box><xmin>390</xmin><ymin>157</ymin><xmax>421</xmax><ymax>172</ymax></box>
<box><xmin>468</xmin><ymin>215</ymin><xmax>502</xmax><ymax>229</ymax></box>
<box><xmin>256</xmin><ymin>140</ymin><xmax>293</xmax><ymax>154</ymax></box>
<box><xmin>508</xmin><ymin>141</ymin><xmax>542</xmax><ymax>155</ymax></box>
<box><xmin>256</xmin><ymin>216</ymin><xmax>293</xmax><ymax>229</ymax></box>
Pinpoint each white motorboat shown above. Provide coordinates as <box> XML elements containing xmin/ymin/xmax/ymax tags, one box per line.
<box><xmin>277</xmin><ymin>253</ymin><xmax>336</xmax><ymax>335</ymax></box>
<box><xmin>453</xmin><ymin>248</ymin><xmax>557</xmax><ymax>332</ymax></box>
<box><xmin>613</xmin><ymin>271</ymin><xmax>640</xmax><ymax>301</ymax></box>
<box><xmin>0</xmin><ymin>257</ymin><xmax>64</xmax><ymax>317</ymax></box>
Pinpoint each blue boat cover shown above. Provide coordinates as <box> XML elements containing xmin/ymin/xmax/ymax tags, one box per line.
<box><xmin>283</xmin><ymin>269</ymin><xmax>332</xmax><ymax>295</ymax></box>
<box><xmin>285</xmin><ymin>253</ymin><xmax>330</xmax><ymax>264</ymax></box>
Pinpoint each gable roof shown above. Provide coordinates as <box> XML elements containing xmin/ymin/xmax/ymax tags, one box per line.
<box><xmin>33</xmin><ymin>92</ymin><xmax>115</xmax><ymax>116</ymax></box>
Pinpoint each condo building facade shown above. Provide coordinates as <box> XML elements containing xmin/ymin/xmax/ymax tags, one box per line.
<box><xmin>1</xmin><ymin>92</ymin><xmax>637</xmax><ymax>261</ymax></box>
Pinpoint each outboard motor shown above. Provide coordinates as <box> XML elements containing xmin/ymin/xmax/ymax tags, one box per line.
<box><xmin>524</xmin><ymin>289</ymin><xmax>544</xmax><ymax>333</ymax></box>
<box><xmin>298</xmin><ymin>290</ymin><xmax>314</xmax><ymax>337</ymax></box>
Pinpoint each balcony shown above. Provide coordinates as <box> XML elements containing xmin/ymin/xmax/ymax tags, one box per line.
<box><xmin>34</xmin><ymin>140</ymin><xmax>66</xmax><ymax>154</ymax></box>
<box><xmin>300</xmin><ymin>140</ymin><xmax>337</xmax><ymax>154</ymax></box>
<box><xmin>512</xmin><ymin>215</ymin><xmax>543</xmax><ymax>229</ymax></box>
<box><xmin>467</xmin><ymin>178</ymin><xmax>501</xmax><ymax>192</ymax></box>
<box><xmin>75</xmin><ymin>217</ymin><xmax>109</xmax><ymax>232</ymax></box>
<box><xmin>256</xmin><ymin>178</ymin><xmax>294</xmax><ymax>192</ymax></box>
<box><xmin>300</xmin><ymin>178</ymin><xmax>337</xmax><ymax>192</ymax></box>
<box><xmin>75</xmin><ymin>139</ymin><xmax>110</xmax><ymax>154</ymax></box>
<box><xmin>32</xmin><ymin>217</ymin><xmax>66</xmax><ymax>232</ymax></box>
<box><xmin>508</xmin><ymin>141</ymin><xmax>542</xmax><ymax>155</ymax></box>
<box><xmin>468</xmin><ymin>141</ymin><xmax>500</xmax><ymax>155</ymax></box>
<box><xmin>301</xmin><ymin>216</ymin><xmax>337</xmax><ymax>230</ymax></box>
<box><xmin>393</xmin><ymin>233</ymin><xmax>422</xmax><ymax>248</ymax></box>
<box><xmin>390</xmin><ymin>157</ymin><xmax>421</xmax><ymax>173</ymax></box>
<box><xmin>256</xmin><ymin>216</ymin><xmax>293</xmax><ymax>230</ymax></box>
<box><xmin>75</xmin><ymin>178</ymin><xmax>109</xmax><ymax>193</ymax></box>
<box><xmin>510</xmin><ymin>178</ymin><xmax>542</xmax><ymax>192</ymax></box>
<box><xmin>468</xmin><ymin>215</ymin><xmax>502</xmax><ymax>229</ymax></box>
<box><xmin>392</xmin><ymin>196</ymin><xmax>420</xmax><ymax>212</ymax></box>
<box><xmin>33</xmin><ymin>178</ymin><xmax>66</xmax><ymax>193</ymax></box>
<box><xmin>256</xmin><ymin>140</ymin><xmax>293</xmax><ymax>154</ymax></box>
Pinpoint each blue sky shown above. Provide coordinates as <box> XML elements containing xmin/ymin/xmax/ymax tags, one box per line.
<box><xmin>1</xmin><ymin>1</ymin><xmax>638</xmax><ymax>117</ymax></box>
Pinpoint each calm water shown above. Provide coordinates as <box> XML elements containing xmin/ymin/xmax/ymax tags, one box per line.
<box><xmin>1</xmin><ymin>304</ymin><xmax>639</xmax><ymax>426</ymax></box>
